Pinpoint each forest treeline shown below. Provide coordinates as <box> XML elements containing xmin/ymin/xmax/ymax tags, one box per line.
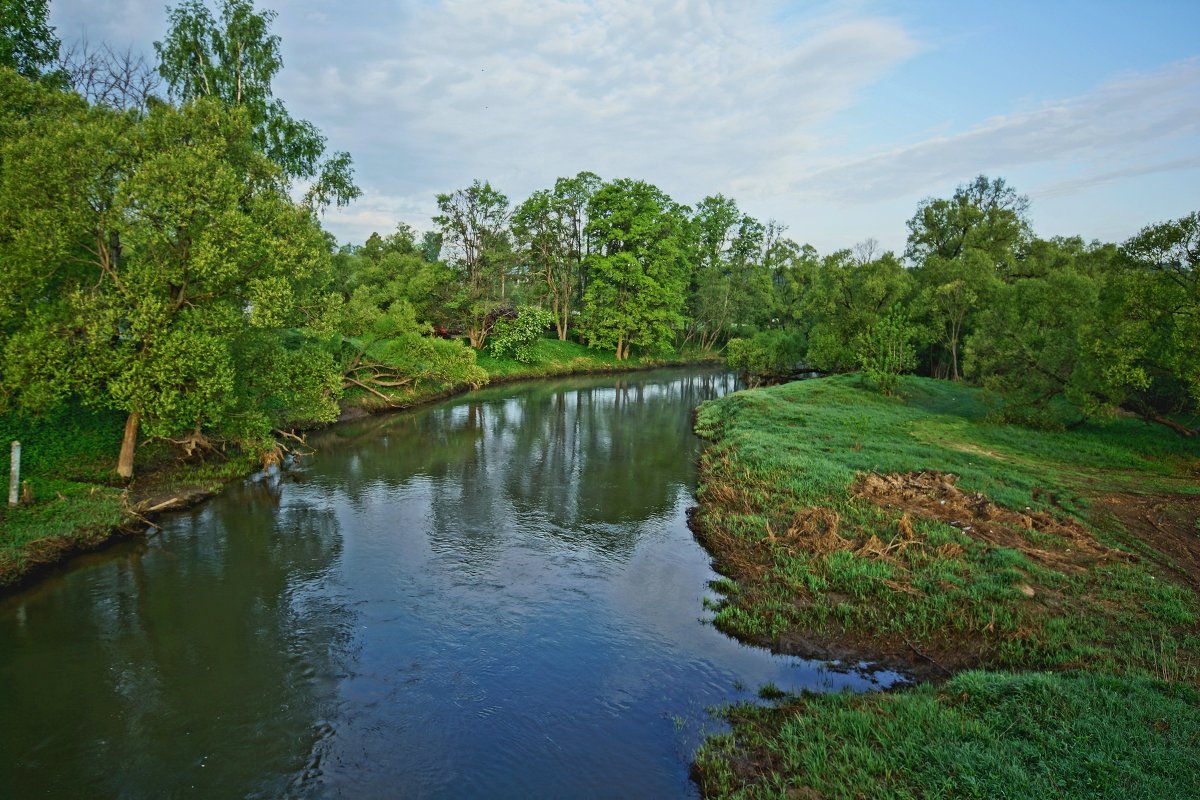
<box><xmin>1</xmin><ymin>0</ymin><xmax>1197</xmax><ymax>483</ymax></box>
<box><xmin>343</xmin><ymin>171</ymin><xmax>1198</xmax><ymax>435</ymax></box>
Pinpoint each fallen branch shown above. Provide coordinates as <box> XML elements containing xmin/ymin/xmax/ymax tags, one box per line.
<box><xmin>903</xmin><ymin>636</ymin><xmax>952</xmax><ymax>676</ymax></box>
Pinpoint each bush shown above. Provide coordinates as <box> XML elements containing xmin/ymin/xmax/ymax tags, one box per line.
<box><xmin>489</xmin><ymin>306</ymin><xmax>555</xmax><ymax>363</ymax></box>
<box><xmin>725</xmin><ymin>330</ymin><xmax>805</xmax><ymax>387</ymax></box>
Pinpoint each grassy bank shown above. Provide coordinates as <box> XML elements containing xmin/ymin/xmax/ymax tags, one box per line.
<box><xmin>689</xmin><ymin>374</ymin><xmax>1200</xmax><ymax>797</ymax></box>
<box><xmin>0</xmin><ymin>337</ymin><xmax>712</xmax><ymax>591</ymax></box>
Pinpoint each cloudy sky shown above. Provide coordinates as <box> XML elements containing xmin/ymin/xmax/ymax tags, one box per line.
<box><xmin>50</xmin><ymin>0</ymin><xmax>1200</xmax><ymax>253</ymax></box>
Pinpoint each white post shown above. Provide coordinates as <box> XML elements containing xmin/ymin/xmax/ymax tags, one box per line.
<box><xmin>8</xmin><ymin>441</ymin><xmax>20</xmax><ymax>507</ymax></box>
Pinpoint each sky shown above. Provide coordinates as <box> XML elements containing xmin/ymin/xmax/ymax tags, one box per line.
<box><xmin>50</xmin><ymin>0</ymin><xmax>1200</xmax><ymax>254</ymax></box>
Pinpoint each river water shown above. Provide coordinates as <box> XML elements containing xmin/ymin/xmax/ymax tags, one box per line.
<box><xmin>1</xmin><ymin>368</ymin><xmax>902</xmax><ymax>798</ymax></box>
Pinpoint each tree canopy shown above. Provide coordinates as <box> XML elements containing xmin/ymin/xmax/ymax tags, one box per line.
<box><xmin>154</xmin><ymin>0</ymin><xmax>359</xmax><ymax>209</ymax></box>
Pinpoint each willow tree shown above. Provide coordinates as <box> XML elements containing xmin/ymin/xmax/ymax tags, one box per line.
<box><xmin>0</xmin><ymin>71</ymin><xmax>340</xmax><ymax>477</ymax></box>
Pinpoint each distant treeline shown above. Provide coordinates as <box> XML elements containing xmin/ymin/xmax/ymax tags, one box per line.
<box><xmin>341</xmin><ymin>172</ymin><xmax>1198</xmax><ymax>433</ymax></box>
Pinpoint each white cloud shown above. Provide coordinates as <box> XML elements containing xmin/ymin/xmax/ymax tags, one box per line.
<box><xmin>295</xmin><ymin>0</ymin><xmax>920</xmax><ymax>237</ymax></box>
<box><xmin>47</xmin><ymin>1</ymin><xmax>1199</xmax><ymax>250</ymax></box>
<box><xmin>786</xmin><ymin>58</ymin><xmax>1200</xmax><ymax>203</ymax></box>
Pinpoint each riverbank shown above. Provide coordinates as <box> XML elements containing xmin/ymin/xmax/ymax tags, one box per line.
<box><xmin>0</xmin><ymin>339</ymin><xmax>718</xmax><ymax>592</ymax></box>
<box><xmin>688</xmin><ymin>373</ymin><xmax>1200</xmax><ymax>797</ymax></box>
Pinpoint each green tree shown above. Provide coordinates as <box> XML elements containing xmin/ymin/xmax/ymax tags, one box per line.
<box><xmin>0</xmin><ymin>0</ymin><xmax>60</xmax><ymax>80</ymax></box>
<box><xmin>965</xmin><ymin>263</ymin><xmax>1101</xmax><ymax>427</ymax></box>
<box><xmin>336</xmin><ymin>224</ymin><xmax>451</xmax><ymax>325</ymax></box>
<box><xmin>511</xmin><ymin>171</ymin><xmax>600</xmax><ymax>341</ymax></box>
<box><xmin>579</xmin><ymin>179</ymin><xmax>688</xmax><ymax>360</ymax></box>
<box><xmin>154</xmin><ymin>0</ymin><xmax>359</xmax><ymax>208</ymax></box>
<box><xmin>0</xmin><ymin>75</ymin><xmax>340</xmax><ymax>477</ymax></box>
<box><xmin>768</xmin><ymin>235</ymin><xmax>820</xmax><ymax>332</ymax></box>
<box><xmin>804</xmin><ymin>249</ymin><xmax>915</xmax><ymax>373</ymax></box>
<box><xmin>1087</xmin><ymin>212</ymin><xmax>1200</xmax><ymax>434</ymax></box>
<box><xmin>683</xmin><ymin>195</ymin><xmax>773</xmax><ymax>351</ymax></box>
<box><xmin>907</xmin><ymin>176</ymin><xmax>1030</xmax><ymax>378</ymax></box>
<box><xmin>334</xmin><ymin>287</ymin><xmax>486</xmax><ymax>404</ymax></box>
<box><xmin>434</xmin><ymin>180</ymin><xmax>514</xmax><ymax>348</ymax></box>
<box><xmin>906</xmin><ymin>175</ymin><xmax>1029</xmax><ymax>267</ymax></box>
<box><xmin>855</xmin><ymin>309</ymin><xmax>918</xmax><ymax>395</ymax></box>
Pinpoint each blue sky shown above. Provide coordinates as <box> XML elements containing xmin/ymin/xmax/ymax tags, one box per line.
<box><xmin>50</xmin><ymin>0</ymin><xmax>1200</xmax><ymax>253</ymax></box>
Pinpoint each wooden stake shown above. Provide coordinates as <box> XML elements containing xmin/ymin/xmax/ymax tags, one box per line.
<box><xmin>8</xmin><ymin>441</ymin><xmax>20</xmax><ymax>507</ymax></box>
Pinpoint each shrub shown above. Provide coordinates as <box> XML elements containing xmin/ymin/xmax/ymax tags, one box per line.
<box><xmin>725</xmin><ymin>331</ymin><xmax>805</xmax><ymax>387</ymax></box>
<box><xmin>489</xmin><ymin>306</ymin><xmax>555</xmax><ymax>363</ymax></box>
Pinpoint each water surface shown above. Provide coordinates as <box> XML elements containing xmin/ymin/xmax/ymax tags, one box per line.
<box><xmin>1</xmin><ymin>369</ymin><xmax>902</xmax><ymax>798</ymax></box>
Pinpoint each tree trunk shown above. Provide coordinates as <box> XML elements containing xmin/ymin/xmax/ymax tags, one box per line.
<box><xmin>1135</xmin><ymin>409</ymin><xmax>1197</xmax><ymax>437</ymax></box>
<box><xmin>117</xmin><ymin>411</ymin><xmax>140</xmax><ymax>480</ymax></box>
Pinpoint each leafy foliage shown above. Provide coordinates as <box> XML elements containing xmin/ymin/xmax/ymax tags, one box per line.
<box><xmin>511</xmin><ymin>172</ymin><xmax>600</xmax><ymax>341</ymax></box>
<box><xmin>0</xmin><ymin>0</ymin><xmax>60</xmax><ymax>81</ymax></box>
<box><xmin>489</xmin><ymin>306</ymin><xmax>555</xmax><ymax>363</ymax></box>
<box><xmin>855</xmin><ymin>309</ymin><xmax>919</xmax><ymax>394</ymax></box>
<box><xmin>725</xmin><ymin>331</ymin><xmax>805</xmax><ymax>387</ymax></box>
<box><xmin>580</xmin><ymin>178</ymin><xmax>689</xmax><ymax>360</ymax></box>
<box><xmin>154</xmin><ymin>0</ymin><xmax>359</xmax><ymax>208</ymax></box>
<box><xmin>434</xmin><ymin>180</ymin><xmax>515</xmax><ymax>348</ymax></box>
<box><xmin>0</xmin><ymin>71</ymin><xmax>341</xmax><ymax>475</ymax></box>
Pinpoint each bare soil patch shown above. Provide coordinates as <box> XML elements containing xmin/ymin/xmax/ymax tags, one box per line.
<box><xmin>1092</xmin><ymin>492</ymin><xmax>1200</xmax><ymax>591</ymax></box>
<box><xmin>853</xmin><ymin>471</ymin><xmax>1122</xmax><ymax>573</ymax></box>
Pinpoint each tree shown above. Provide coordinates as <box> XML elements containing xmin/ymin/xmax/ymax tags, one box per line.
<box><xmin>906</xmin><ymin>175</ymin><xmax>1029</xmax><ymax>267</ymax></box>
<box><xmin>0</xmin><ymin>0</ymin><xmax>60</xmax><ymax>81</ymax></box>
<box><xmin>154</xmin><ymin>0</ymin><xmax>359</xmax><ymax>209</ymax></box>
<box><xmin>579</xmin><ymin>179</ymin><xmax>689</xmax><ymax>360</ymax></box>
<box><xmin>855</xmin><ymin>309</ymin><xmax>918</xmax><ymax>395</ymax></box>
<box><xmin>434</xmin><ymin>180</ymin><xmax>514</xmax><ymax>348</ymax></box>
<box><xmin>768</xmin><ymin>234</ymin><xmax>820</xmax><ymax>332</ymax></box>
<box><xmin>1086</xmin><ymin>212</ymin><xmax>1200</xmax><ymax>434</ymax></box>
<box><xmin>682</xmin><ymin>195</ymin><xmax>772</xmax><ymax>351</ymax></box>
<box><xmin>907</xmin><ymin>176</ymin><xmax>1031</xmax><ymax>377</ymax></box>
<box><xmin>334</xmin><ymin>287</ymin><xmax>486</xmax><ymax>405</ymax></box>
<box><xmin>965</xmin><ymin>263</ymin><xmax>1101</xmax><ymax>427</ymax></box>
<box><xmin>804</xmin><ymin>250</ymin><xmax>915</xmax><ymax>373</ymax></box>
<box><xmin>511</xmin><ymin>171</ymin><xmax>600</xmax><ymax>341</ymax></box>
<box><xmin>0</xmin><ymin>76</ymin><xmax>341</xmax><ymax>478</ymax></box>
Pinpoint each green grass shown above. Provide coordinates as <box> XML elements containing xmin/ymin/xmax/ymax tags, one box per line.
<box><xmin>693</xmin><ymin>374</ymin><xmax>1200</xmax><ymax>676</ymax></box>
<box><xmin>695</xmin><ymin>670</ymin><xmax>1200</xmax><ymax>799</ymax></box>
<box><xmin>0</xmin><ymin>402</ymin><xmax>261</xmax><ymax>588</ymax></box>
<box><xmin>691</xmin><ymin>373</ymin><xmax>1200</xmax><ymax>797</ymax></box>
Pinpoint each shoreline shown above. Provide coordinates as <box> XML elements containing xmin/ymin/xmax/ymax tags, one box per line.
<box><xmin>684</xmin><ymin>373</ymin><xmax>1200</xmax><ymax>797</ymax></box>
<box><xmin>0</xmin><ymin>355</ymin><xmax>722</xmax><ymax>596</ymax></box>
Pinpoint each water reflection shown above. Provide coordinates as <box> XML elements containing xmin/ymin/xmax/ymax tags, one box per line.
<box><xmin>0</xmin><ymin>479</ymin><xmax>351</xmax><ymax>797</ymax></box>
<box><xmin>1</xmin><ymin>368</ymin><xmax>902</xmax><ymax>799</ymax></box>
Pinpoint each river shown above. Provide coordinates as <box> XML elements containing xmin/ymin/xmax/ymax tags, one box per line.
<box><xmin>1</xmin><ymin>368</ymin><xmax>902</xmax><ymax>798</ymax></box>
